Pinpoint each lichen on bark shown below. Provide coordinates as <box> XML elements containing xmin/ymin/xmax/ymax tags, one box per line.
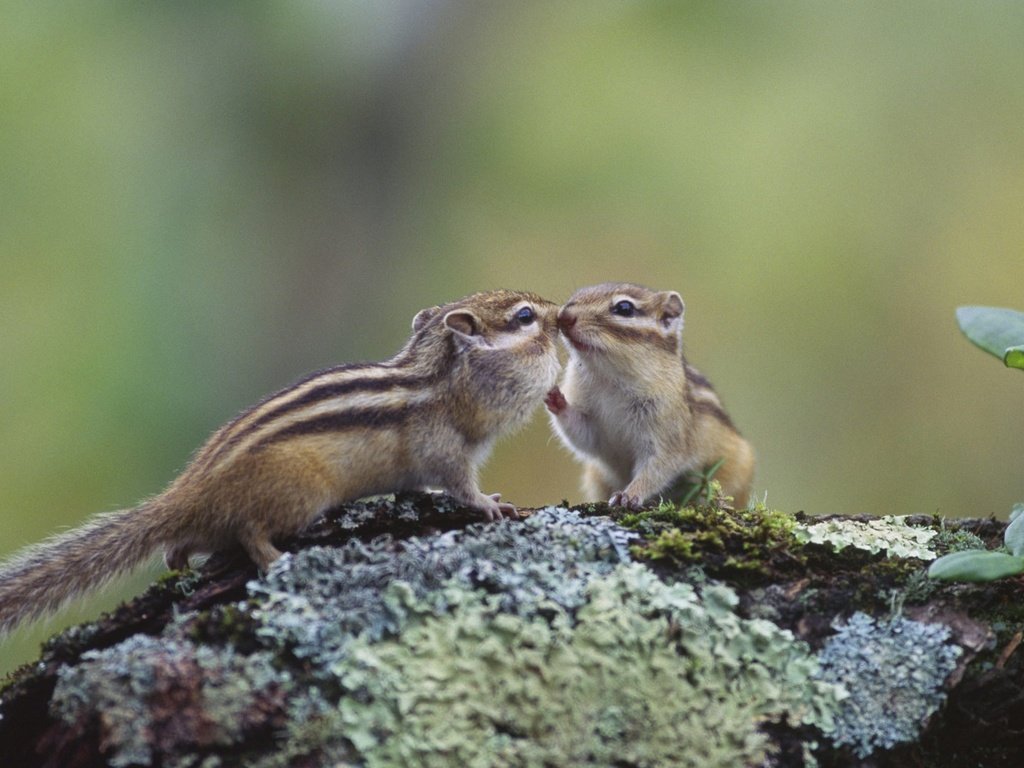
<box><xmin>0</xmin><ymin>492</ymin><xmax>1020</xmax><ymax>767</ymax></box>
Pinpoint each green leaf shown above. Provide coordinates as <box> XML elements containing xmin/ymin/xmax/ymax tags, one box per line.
<box><xmin>927</xmin><ymin>549</ymin><xmax>1024</xmax><ymax>582</ymax></box>
<box><xmin>956</xmin><ymin>306</ymin><xmax>1024</xmax><ymax>369</ymax></box>
<box><xmin>1007</xmin><ymin>513</ymin><xmax>1024</xmax><ymax>557</ymax></box>
<box><xmin>1005</xmin><ymin>344</ymin><xmax>1024</xmax><ymax>370</ymax></box>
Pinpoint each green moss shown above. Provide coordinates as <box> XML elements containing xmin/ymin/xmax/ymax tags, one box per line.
<box><xmin>889</xmin><ymin>568</ymin><xmax>939</xmax><ymax>609</ymax></box>
<box><xmin>155</xmin><ymin>568</ymin><xmax>202</xmax><ymax>591</ymax></box>
<box><xmin>571</xmin><ymin>500</ymin><xmax>609</xmax><ymax>517</ymax></box>
<box><xmin>932</xmin><ymin>525</ymin><xmax>987</xmax><ymax>554</ymax></box>
<box><xmin>641</xmin><ymin>527</ymin><xmax>702</xmax><ymax>560</ymax></box>
<box><xmin>620</xmin><ymin>500</ymin><xmax>801</xmax><ymax>578</ymax></box>
<box><xmin>182</xmin><ymin>603</ymin><xmax>261</xmax><ymax>652</ymax></box>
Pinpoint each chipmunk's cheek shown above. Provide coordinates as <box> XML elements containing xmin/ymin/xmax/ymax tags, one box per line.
<box><xmin>564</xmin><ymin>329</ymin><xmax>596</xmax><ymax>354</ymax></box>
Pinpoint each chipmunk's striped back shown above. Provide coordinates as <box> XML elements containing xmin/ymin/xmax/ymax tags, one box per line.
<box><xmin>189</xmin><ymin>361</ymin><xmax>440</xmax><ymax>478</ymax></box>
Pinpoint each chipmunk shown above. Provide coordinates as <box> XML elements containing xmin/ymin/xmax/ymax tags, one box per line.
<box><xmin>0</xmin><ymin>289</ymin><xmax>561</xmax><ymax>635</ymax></box>
<box><xmin>546</xmin><ymin>282</ymin><xmax>754</xmax><ymax>510</ymax></box>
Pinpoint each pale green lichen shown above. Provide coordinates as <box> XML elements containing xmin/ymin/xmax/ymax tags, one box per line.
<box><xmin>814</xmin><ymin>612</ymin><xmax>961</xmax><ymax>757</ymax></box>
<box><xmin>794</xmin><ymin>516</ymin><xmax>938</xmax><ymax>560</ymax></box>
<box><xmin>333</xmin><ymin>563</ymin><xmax>842</xmax><ymax>768</ymax></box>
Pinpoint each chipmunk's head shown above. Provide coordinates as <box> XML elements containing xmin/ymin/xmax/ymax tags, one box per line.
<box><xmin>412</xmin><ymin>290</ymin><xmax>559</xmax><ymax>355</ymax></box>
<box><xmin>410</xmin><ymin>290</ymin><xmax>561</xmax><ymax>415</ymax></box>
<box><xmin>557</xmin><ymin>282</ymin><xmax>685</xmax><ymax>371</ymax></box>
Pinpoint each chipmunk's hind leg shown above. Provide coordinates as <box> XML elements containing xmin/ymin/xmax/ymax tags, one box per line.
<box><xmin>238</xmin><ymin>532</ymin><xmax>284</xmax><ymax>572</ymax></box>
<box><xmin>164</xmin><ymin>545</ymin><xmax>194</xmax><ymax>571</ymax></box>
<box><xmin>582</xmin><ymin>463</ymin><xmax>616</xmax><ymax>503</ymax></box>
<box><xmin>231</xmin><ymin>444</ymin><xmax>336</xmax><ymax>572</ymax></box>
<box><xmin>714</xmin><ymin>438</ymin><xmax>755</xmax><ymax>510</ymax></box>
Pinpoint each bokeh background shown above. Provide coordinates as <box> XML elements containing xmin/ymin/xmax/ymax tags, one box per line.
<box><xmin>2</xmin><ymin>2</ymin><xmax>1022</xmax><ymax>674</ymax></box>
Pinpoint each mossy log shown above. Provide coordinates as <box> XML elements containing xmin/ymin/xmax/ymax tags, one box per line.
<box><xmin>1</xmin><ymin>493</ymin><xmax>1023</xmax><ymax>767</ymax></box>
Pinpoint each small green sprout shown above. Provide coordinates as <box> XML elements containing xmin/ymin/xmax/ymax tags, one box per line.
<box><xmin>667</xmin><ymin>458</ymin><xmax>727</xmax><ymax>507</ymax></box>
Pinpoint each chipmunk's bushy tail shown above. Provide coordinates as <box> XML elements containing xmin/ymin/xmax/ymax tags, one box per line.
<box><xmin>0</xmin><ymin>503</ymin><xmax>166</xmax><ymax>636</ymax></box>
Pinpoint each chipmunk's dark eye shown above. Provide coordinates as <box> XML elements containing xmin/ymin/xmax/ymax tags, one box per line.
<box><xmin>611</xmin><ymin>300</ymin><xmax>636</xmax><ymax>317</ymax></box>
<box><xmin>515</xmin><ymin>306</ymin><xmax>536</xmax><ymax>325</ymax></box>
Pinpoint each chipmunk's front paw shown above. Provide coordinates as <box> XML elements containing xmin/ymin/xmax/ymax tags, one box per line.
<box><xmin>608</xmin><ymin>491</ymin><xmax>643</xmax><ymax>511</ymax></box>
<box><xmin>545</xmin><ymin>386</ymin><xmax>568</xmax><ymax>415</ymax></box>
<box><xmin>478</xmin><ymin>492</ymin><xmax>519</xmax><ymax>521</ymax></box>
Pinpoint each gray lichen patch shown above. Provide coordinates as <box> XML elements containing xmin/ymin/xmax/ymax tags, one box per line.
<box><xmin>247</xmin><ymin>506</ymin><xmax>636</xmax><ymax>668</ymax></box>
<box><xmin>814</xmin><ymin>612</ymin><xmax>962</xmax><ymax>757</ymax></box>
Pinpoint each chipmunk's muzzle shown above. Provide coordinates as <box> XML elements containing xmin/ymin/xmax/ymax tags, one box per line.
<box><xmin>557</xmin><ymin>307</ymin><xmax>597</xmax><ymax>353</ymax></box>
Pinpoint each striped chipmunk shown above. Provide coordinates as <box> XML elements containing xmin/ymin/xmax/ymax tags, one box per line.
<box><xmin>0</xmin><ymin>289</ymin><xmax>561</xmax><ymax>635</ymax></box>
<box><xmin>546</xmin><ymin>282</ymin><xmax>754</xmax><ymax>510</ymax></box>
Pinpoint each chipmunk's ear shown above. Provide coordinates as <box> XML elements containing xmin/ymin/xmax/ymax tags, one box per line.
<box><xmin>658</xmin><ymin>291</ymin><xmax>685</xmax><ymax>331</ymax></box>
<box><xmin>412</xmin><ymin>306</ymin><xmax>441</xmax><ymax>332</ymax></box>
<box><xmin>444</xmin><ymin>309</ymin><xmax>483</xmax><ymax>341</ymax></box>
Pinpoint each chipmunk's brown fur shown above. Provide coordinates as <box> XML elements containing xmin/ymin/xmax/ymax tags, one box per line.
<box><xmin>0</xmin><ymin>290</ymin><xmax>560</xmax><ymax>635</ymax></box>
<box><xmin>547</xmin><ymin>282</ymin><xmax>754</xmax><ymax>509</ymax></box>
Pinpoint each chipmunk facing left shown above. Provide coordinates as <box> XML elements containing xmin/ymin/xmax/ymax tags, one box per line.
<box><xmin>546</xmin><ymin>282</ymin><xmax>754</xmax><ymax>509</ymax></box>
<box><xmin>0</xmin><ymin>289</ymin><xmax>560</xmax><ymax>635</ymax></box>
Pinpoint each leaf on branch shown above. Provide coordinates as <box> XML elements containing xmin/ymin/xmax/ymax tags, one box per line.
<box><xmin>955</xmin><ymin>306</ymin><xmax>1024</xmax><ymax>370</ymax></box>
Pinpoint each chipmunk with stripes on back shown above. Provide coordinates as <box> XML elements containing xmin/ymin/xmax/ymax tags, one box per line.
<box><xmin>0</xmin><ymin>289</ymin><xmax>561</xmax><ymax>635</ymax></box>
<box><xmin>545</xmin><ymin>282</ymin><xmax>754</xmax><ymax>510</ymax></box>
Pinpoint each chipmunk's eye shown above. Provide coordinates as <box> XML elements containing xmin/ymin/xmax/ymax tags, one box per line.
<box><xmin>515</xmin><ymin>306</ymin><xmax>536</xmax><ymax>325</ymax></box>
<box><xmin>611</xmin><ymin>300</ymin><xmax>636</xmax><ymax>318</ymax></box>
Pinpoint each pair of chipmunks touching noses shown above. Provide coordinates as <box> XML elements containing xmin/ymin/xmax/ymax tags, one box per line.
<box><xmin>0</xmin><ymin>282</ymin><xmax>754</xmax><ymax>635</ymax></box>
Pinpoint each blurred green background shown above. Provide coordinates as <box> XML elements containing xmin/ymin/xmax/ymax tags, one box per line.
<box><xmin>2</xmin><ymin>2</ymin><xmax>1022</xmax><ymax>674</ymax></box>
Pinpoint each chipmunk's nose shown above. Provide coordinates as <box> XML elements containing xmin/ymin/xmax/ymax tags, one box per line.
<box><xmin>557</xmin><ymin>309</ymin><xmax>577</xmax><ymax>332</ymax></box>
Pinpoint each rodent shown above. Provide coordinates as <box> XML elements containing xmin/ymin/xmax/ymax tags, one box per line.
<box><xmin>545</xmin><ymin>282</ymin><xmax>754</xmax><ymax>510</ymax></box>
<box><xmin>0</xmin><ymin>289</ymin><xmax>561</xmax><ymax>635</ymax></box>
